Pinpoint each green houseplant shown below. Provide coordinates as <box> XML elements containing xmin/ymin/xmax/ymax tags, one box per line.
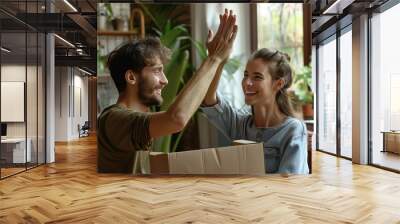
<box><xmin>104</xmin><ymin>3</ymin><xmax>113</xmax><ymax>23</ymax></box>
<box><xmin>293</xmin><ymin>65</ymin><xmax>313</xmax><ymax>119</ymax></box>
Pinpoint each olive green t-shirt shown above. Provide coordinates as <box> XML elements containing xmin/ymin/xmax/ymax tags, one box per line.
<box><xmin>97</xmin><ymin>104</ymin><xmax>152</xmax><ymax>173</ymax></box>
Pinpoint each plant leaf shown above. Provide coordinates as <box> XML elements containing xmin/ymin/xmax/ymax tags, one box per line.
<box><xmin>160</xmin><ymin>25</ymin><xmax>188</xmax><ymax>48</ymax></box>
<box><xmin>161</xmin><ymin>50</ymin><xmax>190</xmax><ymax>110</ymax></box>
<box><xmin>191</xmin><ymin>40</ymin><xmax>207</xmax><ymax>60</ymax></box>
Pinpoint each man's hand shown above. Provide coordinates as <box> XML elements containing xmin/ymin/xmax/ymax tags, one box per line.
<box><xmin>206</xmin><ymin>9</ymin><xmax>238</xmax><ymax>62</ymax></box>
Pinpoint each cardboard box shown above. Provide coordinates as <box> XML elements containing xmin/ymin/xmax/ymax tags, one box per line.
<box><xmin>133</xmin><ymin>140</ymin><xmax>265</xmax><ymax>175</ymax></box>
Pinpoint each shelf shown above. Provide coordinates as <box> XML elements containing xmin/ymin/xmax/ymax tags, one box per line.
<box><xmin>97</xmin><ymin>30</ymin><xmax>138</xmax><ymax>36</ymax></box>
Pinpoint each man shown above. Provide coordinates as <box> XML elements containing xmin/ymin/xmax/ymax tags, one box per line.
<box><xmin>97</xmin><ymin>9</ymin><xmax>237</xmax><ymax>173</ymax></box>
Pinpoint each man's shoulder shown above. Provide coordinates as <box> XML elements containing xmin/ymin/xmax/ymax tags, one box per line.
<box><xmin>99</xmin><ymin>104</ymin><xmax>143</xmax><ymax>119</ymax></box>
<box><xmin>102</xmin><ymin>104</ymin><xmax>126</xmax><ymax>113</ymax></box>
<box><xmin>98</xmin><ymin>104</ymin><xmax>151</xmax><ymax>130</ymax></box>
<box><xmin>99</xmin><ymin>104</ymin><xmax>119</xmax><ymax>115</ymax></box>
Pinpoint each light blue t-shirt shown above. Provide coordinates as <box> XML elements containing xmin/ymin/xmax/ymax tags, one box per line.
<box><xmin>200</xmin><ymin>96</ymin><xmax>309</xmax><ymax>174</ymax></box>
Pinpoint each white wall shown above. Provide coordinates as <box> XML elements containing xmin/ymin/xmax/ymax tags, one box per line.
<box><xmin>1</xmin><ymin>82</ymin><xmax>25</xmax><ymax>122</ymax></box>
<box><xmin>1</xmin><ymin>66</ymin><xmax>26</xmax><ymax>132</ymax></box>
<box><xmin>1</xmin><ymin>65</ymin><xmax>36</xmax><ymax>137</ymax></box>
<box><xmin>55</xmin><ymin>66</ymin><xmax>68</xmax><ymax>141</ymax></box>
<box><xmin>1</xmin><ymin>63</ymin><xmax>46</xmax><ymax>164</ymax></box>
<box><xmin>55</xmin><ymin>67</ymin><xmax>89</xmax><ymax>141</ymax></box>
<box><xmin>72</xmin><ymin>72</ymin><xmax>89</xmax><ymax>138</ymax></box>
<box><xmin>1</xmin><ymin>65</ymin><xmax>26</xmax><ymax>140</ymax></box>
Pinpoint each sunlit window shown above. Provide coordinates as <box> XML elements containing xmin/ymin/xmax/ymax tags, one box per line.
<box><xmin>257</xmin><ymin>3</ymin><xmax>303</xmax><ymax>71</ymax></box>
<box><xmin>371</xmin><ymin>2</ymin><xmax>400</xmax><ymax>171</ymax></box>
<box><xmin>340</xmin><ymin>29</ymin><xmax>352</xmax><ymax>158</ymax></box>
<box><xmin>317</xmin><ymin>37</ymin><xmax>337</xmax><ymax>155</ymax></box>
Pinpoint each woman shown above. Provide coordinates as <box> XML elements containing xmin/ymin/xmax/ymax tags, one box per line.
<box><xmin>201</xmin><ymin>23</ymin><xmax>308</xmax><ymax>174</ymax></box>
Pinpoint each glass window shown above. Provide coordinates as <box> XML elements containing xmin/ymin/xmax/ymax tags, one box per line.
<box><xmin>317</xmin><ymin>36</ymin><xmax>337</xmax><ymax>155</ymax></box>
<box><xmin>38</xmin><ymin>32</ymin><xmax>46</xmax><ymax>165</ymax></box>
<box><xmin>339</xmin><ymin>28</ymin><xmax>352</xmax><ymax>158</ymax></box>
<box><xmin>1</xmin><ymin>31</ymin><xmax>28</xmax><ymax>178</ymax></box>
<box><xmin>371</xmin><ymin>3</ymin><xmax>400</xmax><ymax>171</ymax></box>
<box><xmin>0</xmin><ymin>0</ymin><xmax>46</xmax><ymax>179</ymax></box>
<box><xmin>257</xmin><ymin>3</ymin><xmax>303</xmax><ymax>71</ymax></box>
<box><xmin>27</xmin><ymin>31</ymin><xmax>38</xmax><ymax>169</ymax></box>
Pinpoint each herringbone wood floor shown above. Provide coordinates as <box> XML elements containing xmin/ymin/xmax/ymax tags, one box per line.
<box><xmin>1</xmin><ymin>135</ymin><xmax>400</xmax><ymax>223</ymax></box>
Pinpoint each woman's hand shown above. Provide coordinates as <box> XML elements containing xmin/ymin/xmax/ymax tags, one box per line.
<box><xmin>206</xmin><ymin>9</ymin><xmax>238</xmax><ymax>62</ymax></box>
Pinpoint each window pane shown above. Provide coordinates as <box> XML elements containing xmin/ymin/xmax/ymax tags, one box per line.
<box><xmin>27</xmin><ymin>31</ymin><xmax>38</xmax><ymax>169</ymax></box>
<box><xmin>257</xmin><ymin>3</ymin><xmax>303</xmax><ymax>71</ymax></box>
<box><xmin>340</xmin><ymin>29</ymin><xmax>352</xmax><ymax>158</ymax></box>
<box><xmin>371</xmin><ymin>3</ymin><xmax>400</xmax><ymax>171</ymax></box>
<box><xmin>1</xmin><ymin>32</ymin><xmax>28</xmax><ymax>177</ymax></box>
<box><xmin>318</xmin><ymin>37</ymin><xmax>337</xmax><ymax>154</ymax></box>
<box><xmin>38</xmin><ymin>32</ymin><xmax>45</xmax><ymax>165</ymax></box>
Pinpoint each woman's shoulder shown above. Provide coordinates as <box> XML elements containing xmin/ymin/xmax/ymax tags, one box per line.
<box><xmin>282</xmin><ymin>117</ymin><xmax>307</xmax><ymax>137</ymax></box>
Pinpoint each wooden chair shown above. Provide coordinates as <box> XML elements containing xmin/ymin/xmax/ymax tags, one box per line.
<box><xmin>78</xmin><ymin>121</ymin><xmax>90</xmax><ymax>138</ymax></box>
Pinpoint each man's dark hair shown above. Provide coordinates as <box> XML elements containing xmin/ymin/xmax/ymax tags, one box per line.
<box><xmin>107</xmin><ymin>36</ymin><xmax>171</xmax><ymax>93</ymax></box>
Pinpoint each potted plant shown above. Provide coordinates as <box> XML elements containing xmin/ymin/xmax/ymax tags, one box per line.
<box><xmin>293</xmin><ymin>65</ymin><xmax>313</xmax><ymax>120</ymax></box>
<box><xmin>102</xmin><ymin>3</ymin><xmax>126</xmax><ymax>31</ymax></box>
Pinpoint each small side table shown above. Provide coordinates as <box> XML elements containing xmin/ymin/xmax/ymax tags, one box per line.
<box><xmin>381</xmin><ymin>131</ymin><xmax>400</xmax><ymax>154</ymax></box>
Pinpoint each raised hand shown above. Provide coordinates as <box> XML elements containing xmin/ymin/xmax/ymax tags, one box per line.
<box><xmin>206</xmin><ymin>9</ymin><xmax>238</xmax><ymax>62</ymax></box>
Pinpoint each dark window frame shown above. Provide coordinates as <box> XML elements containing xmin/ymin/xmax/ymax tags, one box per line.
<box><xmin>314</xmin><ymin>18</ymin><xmax>352</xmax><ymax>161</ymax></box>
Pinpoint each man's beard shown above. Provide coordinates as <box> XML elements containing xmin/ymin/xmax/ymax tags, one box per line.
<box><xmin>138</xmin><ymin>77</ymin><xmax>163</xmax><ymax>107</ymax></box>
